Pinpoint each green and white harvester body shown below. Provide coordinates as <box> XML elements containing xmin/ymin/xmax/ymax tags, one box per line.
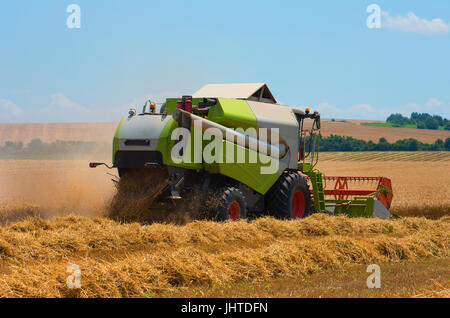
<box><xmin>91</xmin><ymin>83</ymin><xmax>393</xmax><ymax>221</ymax></box>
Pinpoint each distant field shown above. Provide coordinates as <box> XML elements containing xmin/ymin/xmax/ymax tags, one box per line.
<box><xmin>319</xmin><ymin>151</ymin><xmax>450</xmax><ymax>161</ymax></box>
<box><xmin>362</xmin><ymin>122</ymin><xmax>446</xmax><ymax>130</ymax></box>
<box><xmin>1</xmin><ymin>120</ymin><xmax>449</xmax><ymax>147</ymax></box>
<box><xmin>0</xmin><ymin>122</ymin><xmax>118</xmax><ymax>146</ymax></box>
<box><xmin>363</xmin><ymin>122</ymin><xmax>418</xmax><ymax>128</ymax></box>
<box><xmin>320</xmin><ymin>119</ymin><xmax>450</xmax><ymax>143</ymax></box>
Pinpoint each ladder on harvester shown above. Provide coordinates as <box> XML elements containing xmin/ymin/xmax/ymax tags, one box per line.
<box><xmin>306</xmin><ymin>171</ymin><xmax>326</xmax><ymax>213</ymax></box>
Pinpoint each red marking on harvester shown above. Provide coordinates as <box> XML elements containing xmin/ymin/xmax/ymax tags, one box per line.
<box><xmin>376</xmin><ymin>177</ymin><xmax>393</xmax><ymax>210</ymax></box>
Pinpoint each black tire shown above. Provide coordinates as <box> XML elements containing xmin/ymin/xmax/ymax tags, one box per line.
<box><xmin>212</xmin><ymin>187</ymin><xmax>248</xmax><ymax>221</ymax></box>
<box><xmin>266</xmin><ymin>171</ymin><xmax>312</xmax><ymax>219</ymax></box>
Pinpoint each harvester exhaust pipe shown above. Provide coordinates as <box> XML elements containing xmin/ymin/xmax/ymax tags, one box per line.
<box><xmin>172</xmin><ymin>108</ymin><xmax>289</xmax><ymax>159</ymax></box>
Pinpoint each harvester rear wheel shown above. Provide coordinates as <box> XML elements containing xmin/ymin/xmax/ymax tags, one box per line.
<box><xmin>266</xmin><ymin>171</ymin><xmax>312</xmax><ymax>219</ymax></box>
<box><xmin>215</xmin><ymin>187</ymin><xmax>247</xmax><ymax>221</ymax></box>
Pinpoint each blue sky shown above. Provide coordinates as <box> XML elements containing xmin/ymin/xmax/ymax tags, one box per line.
<box><xmin>0</xmin><ymin>0</ymin><xmax>449</xmax><ymax>123</ymax></box>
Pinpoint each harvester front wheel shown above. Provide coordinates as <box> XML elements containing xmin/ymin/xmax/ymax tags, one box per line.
<box><xmin>267</xmin><ymin>171</ymin><xmax>312</xmax><ymax>219</ymax></box>
<box><xmin>215</xmin><ymin>187</ymin><xmax>247</xmax><ymax>221</ymax></box>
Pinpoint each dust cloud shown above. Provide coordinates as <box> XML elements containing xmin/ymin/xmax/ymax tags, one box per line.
<box><xmin>0</xmin><ymin>159</ymin><xmax>115</xmax><ymax>224</ymax></box>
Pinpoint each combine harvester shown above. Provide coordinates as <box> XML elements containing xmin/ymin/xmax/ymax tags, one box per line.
<box><xmin>90</xmin><ymin>83</ymin><xmax>393</xmax><ymax>220</ymax></box>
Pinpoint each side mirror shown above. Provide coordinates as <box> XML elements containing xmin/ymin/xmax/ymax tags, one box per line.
<box><xmin>315</xmin><ymin>117</ymin><xmax>321</xmax><ymax>129</ymax></box>
<box><xmin>89</xmin><ymin>162</ymin><xmax>113</xmax><ymax>169</ymax></box>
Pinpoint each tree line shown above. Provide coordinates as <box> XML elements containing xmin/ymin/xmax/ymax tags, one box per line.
<box><xmin>0</xmin><ymin>136</ymin><xmax>449</xmax><ymax>158</ymax></box>
<box><xmin>320</xmin><ymin>135</ymin><xmax>450</xmax><ymax>152</ymax></box>
<box><xmin>387</xmin><ymin>112</ymin><xmax>450</xmax><ymax>130</ymax></box>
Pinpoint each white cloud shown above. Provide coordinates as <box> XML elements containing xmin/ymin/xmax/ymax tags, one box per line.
<box><xmin>0</xmin><ymin>98</ymin><xmax>23</xmax><ymax>122</ymax></box>
<box><xmin>33</xmin><ymin>93</ymin><xmax>91</xmax><ymax>122</ymax></box>
<box><xmin>20</xmin><ymin>91</ymin><xmax>179</xmax><ymax>123</ymax></box>
<box><xmin>351</xmin><ymin>104</ymin><xmax>375</xmax><ymax>112</ymax></box>
<box><xmin>46</xmin><ymin>93</ymin><xmax>87</xmax><ymax>112</ymax></box>
<box><xmin>315</xmin><ymin>102</ymin><xmax>388</xmax><ymax>120</ymax></box>
<box><xmin>412</xmin><ymin>98</ymin><xmax>448</xmax><ymax>117</ymax></box>
<box><xmin>314</xmin><ymin>98</ymin><xmax>449</xmax><ymax>120</ymax></box>
<box><xmin>382</xmin><ymin>11</ymin><xmax>449</xmax><ymax>34</ymax></box>
<box><xmin>388</xmin><ymin>98</ymin><xmax>448</xmax><ymax>118</ymax></box>
<box><xmin>425</xmin><ymin>97</ymin><xmax>443</xmax><ymax>108</ymax></box>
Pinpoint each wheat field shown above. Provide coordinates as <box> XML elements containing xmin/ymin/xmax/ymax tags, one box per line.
<box><xmin>0</xmin><ymin>154</ymin><xmax>449</xmax><ymax>298</ymax></box>
<box><xmin>0</xmin><ymin>214</ymin><xmax>448</xmax><ymax>297</ymax></box>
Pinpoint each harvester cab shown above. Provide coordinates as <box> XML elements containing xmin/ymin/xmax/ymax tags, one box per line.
<box><xmin>296</xmin><ymin>107</ymin><xmax>321</xmax><ymax>166</ymax></box>
<box><xmin>90</xmin><ymin>83</ymin><xmax>393</xmax><ymax>221</ymax></box>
